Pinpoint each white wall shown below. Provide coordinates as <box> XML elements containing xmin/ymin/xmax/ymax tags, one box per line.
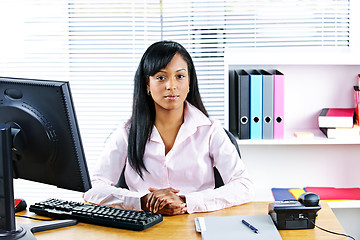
<box><xmin>239</xmin><ymin>144</ymin><xmax>360</xmax><ymax>201</ymax></box>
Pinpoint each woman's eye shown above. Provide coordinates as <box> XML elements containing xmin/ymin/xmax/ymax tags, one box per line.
<box><xmin>177</xmin><ymin>74</ymin><xmax>185</xmax><ymax>79</ymax></box>
<box><xmin>156</xmin><ymin>76</ymin><xmax>166</xmax><ymax>81</ymax></box>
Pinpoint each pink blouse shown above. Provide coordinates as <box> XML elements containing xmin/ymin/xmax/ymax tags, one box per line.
<box><xmin>83</xmin><ymin>102</ymin><xmax>254</xmax><ymax>213</ymax></box>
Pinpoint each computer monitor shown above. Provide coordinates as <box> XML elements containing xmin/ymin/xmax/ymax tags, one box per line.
<box><xmin>0</xmin><ymin>76</ymin><xmax>92</xmax><ymax>239</ymax></box>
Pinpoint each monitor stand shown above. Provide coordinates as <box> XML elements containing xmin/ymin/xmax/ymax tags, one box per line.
<box><xmin>0</xmin><ymin>124</ymin><xmax>78</xmax><ymax>239</ymax></box>
<box><xmin>0</xmin><ymin>220</ymin><xmax>78</xmax><ymax>240</ymax></box>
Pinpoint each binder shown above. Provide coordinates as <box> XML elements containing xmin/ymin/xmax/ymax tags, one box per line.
<box><xmin>271</xmin><ymin>188</ymin><xmax>297</xmax><ymax>201</ymax></box>
<box><xmin>261</xmin><ymin>70</ymin><xmax>273</xmax><ymax>139</ymax></box>
<box><xmin>273</xmin><ymin>70</ymin><xmax>284</xmax><ymax>139</ymax></box>
<box><xmin>235</xmin><ymin>70</ymin><xmax>250</xmax><ymax>139</ymax></box>
<box><xmin>271</xmin><ymin>188</ymin><xmax>306</xmax><ymax>201</ymax></box>
<box><xmin>228</xmin><ymin>70</ymin><xmax>238</xmax><ymax>135</ymax></box>
<box><xmin>250</xmin><ymin>70</ymin><xmax>263</xmax><ymax>139</ymax></box>
<box><xmin>305</xmin><ymin>187</ymin><xmax>360</xmax><ymax>200</ymax></box>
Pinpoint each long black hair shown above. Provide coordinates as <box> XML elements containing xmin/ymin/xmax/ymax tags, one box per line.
<box><xmin>128</xmin><ymin>40</ymin><xmax>208</xmax><ymax>178</ymax></box>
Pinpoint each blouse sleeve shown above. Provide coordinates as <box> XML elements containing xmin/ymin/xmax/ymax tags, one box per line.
<box><xmin>82</xmin><ymin>124</ymin><xmax>144</xmax><ymax>210</ymax></box>
<box><xmin>184</xmin><ymin>121</ymin><xmax>255</xmax><ymax>213</ymax></box>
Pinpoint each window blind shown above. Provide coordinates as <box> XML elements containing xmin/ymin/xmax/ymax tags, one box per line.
<box><xmin>162</xmin><ymin>1</ymin><xmax>228</xmax><ymax>122</ymax></box>
<box><xmin>0</xmin><ymin>0</ymin><xmax>69</xmax><ymax>80</ymax></box>
<box><xmin>0</xmin><ymin>0</ymin><xmax>351</xmax><ymax>202</ymax></box>
<box><xmin>66</xmin><ymin>0</ymin><xmax>162</xmax><ymax>174</ymax></box>
<box><xmin>223</xmin><ymin>0</ymin><xmax>350</xmax><ymax>48</ymax></box>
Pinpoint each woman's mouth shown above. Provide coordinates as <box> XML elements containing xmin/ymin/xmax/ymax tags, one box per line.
<box><xmin>165</xmin><ymin>95</ymin><xmax>179</xmax><ymax>100</ymax></box>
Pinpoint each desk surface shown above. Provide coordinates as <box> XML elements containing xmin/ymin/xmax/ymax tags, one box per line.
<box><xmin>16</xmin><ymin>201</ymin><xmax>346</xmax><ymax>240</ymax></box>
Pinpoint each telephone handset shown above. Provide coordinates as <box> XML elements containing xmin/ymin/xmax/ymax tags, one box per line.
<box><xmin>268</xmin><ymin>192</ymin><xmax>321</xmax><ymax>230</ymax></box>
<box><xmin>298</xmin><ymin>192</ymin><xmax>320</xmax><ymax>206</ymax></box>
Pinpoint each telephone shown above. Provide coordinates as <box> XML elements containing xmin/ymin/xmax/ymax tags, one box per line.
<box><xmin>268</xmin><ymin>192</ymin><xmax>321</xmax><ymax>230</ymax></box>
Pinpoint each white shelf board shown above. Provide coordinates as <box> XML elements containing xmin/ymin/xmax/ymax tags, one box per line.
<box><xmin>327</xmin><ymin>200</ymin><xmax>360</xmax><ymax>209</ymax></box>
<box><xmin>236</xmin><ymin>129</ymin><xmax>360</xmax><ymax>145</ymax></box>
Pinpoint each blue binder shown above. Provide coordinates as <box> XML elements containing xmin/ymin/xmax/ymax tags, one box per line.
<box><xmin>250</xmin><ymin>70</ymin><xmax>262</xmax><ymax>139</ymax></box>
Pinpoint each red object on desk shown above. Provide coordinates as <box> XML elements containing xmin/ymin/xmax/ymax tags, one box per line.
<box><xmin>14</xmin><ymin>198</ymin><xmax>27</xmax><ymax>212</ymax></box>
<box><xmin>305</xmin><ymin>187</ymin><xmax>360</xmax><ymax>200</ymax></box>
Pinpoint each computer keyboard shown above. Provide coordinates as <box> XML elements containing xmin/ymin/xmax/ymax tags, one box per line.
<box><xmin>29</xmin><ymin>198</ymin><xmax>163</xmax><ymax>231</ymax></box>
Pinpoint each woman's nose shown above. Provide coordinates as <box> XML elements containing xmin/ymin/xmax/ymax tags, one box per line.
<box><xmin>166</xmin><ymin>78</ymin><xmax>177</xmax><ymax>90</ymax></box>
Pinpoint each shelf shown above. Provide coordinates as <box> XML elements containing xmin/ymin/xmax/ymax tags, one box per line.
<box><xmin>225</xmin><ymin>51</ymin><xmax>360</xmax><ymax>145</ymax></box>
<box><xmin>237</xmin><ymin>129</ymin><xmax>360</xmax><ymax>145</ymax></box>
<box><xmin>224</xmin><ymin>49</ymin><xmax>360</xmax><ymax>214</ymax></box>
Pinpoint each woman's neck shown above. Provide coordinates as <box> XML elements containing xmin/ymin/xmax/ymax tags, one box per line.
<box><xmin>155</xmin><ymin>109</ymin><xmax>183</xmax><ymax>128</ymax></box>
<box><xmin>154</xmin><ymin>104</ymin><xmax>185</xmax><ymax>155</ymax></box>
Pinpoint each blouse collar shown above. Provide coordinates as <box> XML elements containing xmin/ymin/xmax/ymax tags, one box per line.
<box><xmin>150</xmin><ymin>101</ymin><xmax>211</xmax><ymax>144</ymax></box>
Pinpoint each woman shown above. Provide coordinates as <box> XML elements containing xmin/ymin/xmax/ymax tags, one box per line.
<box><xmin>83</xmin><ymin>40</ymin><xmax>254</xmax><ymax>215</ymax></box>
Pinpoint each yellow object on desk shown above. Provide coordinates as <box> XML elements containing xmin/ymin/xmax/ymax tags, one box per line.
<box><xmin>294</xmin><ymin>131</ymin><xmax>314</xmax><ymax>138</ymax></box>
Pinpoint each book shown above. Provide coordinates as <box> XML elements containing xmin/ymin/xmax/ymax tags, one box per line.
<box><xmin>273</xmin><ymin>70</ymin><xmax>284</xmax><ymax>139</ymax></box>
<box><xmin>354</xmin><ymin>86</ymin><xmax>360</xmax><ymax>124</ymax></box>
<box><xmin>235</xmin><ymin>70</ymin><xmax>250</xmax><ymax>139</ymax></box>
<box><xmin>261</xmin><ymin>70</ymin><xmax>274</xmax><ymax>139</ymax></box>
<box><xmin>195</xmin><ymin>215</ymin><xmax>282</xmax><ymax>240</ymax></box>
<box><xmin>318</xmin><ymin>108</ymin><xmax>355</xmax><ymax>128</ymax></box>
<box><xmin>320</xmin><ymin>124</ymin><xmax>360</xmax><ymax>139</ymax></box>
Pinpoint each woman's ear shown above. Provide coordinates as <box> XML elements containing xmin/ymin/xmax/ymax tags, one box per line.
<box><xmin>146</xmin><ymin>80</ymin><xmax>151</xmax><ymax>96</ymax></box>
<box><xmin>146</xmin><ymin>77</ymin><xmax>150</xmax><ymax>91</ymax></box>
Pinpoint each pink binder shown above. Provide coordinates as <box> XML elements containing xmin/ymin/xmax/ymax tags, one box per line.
<box><xmin>273</xmin><ymin>70</ymin><xmax>284</xmax><ymax>139</ymax></box>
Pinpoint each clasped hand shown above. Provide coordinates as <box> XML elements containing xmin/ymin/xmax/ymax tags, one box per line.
<box><xmin>141</xmin><ymin>187</ymin><xmax>187</xmax><ymax>215</ymax></box>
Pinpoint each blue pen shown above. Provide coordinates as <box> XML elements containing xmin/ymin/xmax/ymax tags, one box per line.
<box><xmin>242</xmin><ymin>219</ymin><xmax>258</xmax><ymax>233</ymax></box>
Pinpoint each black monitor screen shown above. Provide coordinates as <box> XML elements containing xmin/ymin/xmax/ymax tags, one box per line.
<box><xmin>0</xmin><ymin>76</ymin><xmax>92</xmax><ymax>238</ymax></box>
<box><xmin>0</xmin><ymin>76</ymin><xmax>91</xmax><ymax>192</ymax></box>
